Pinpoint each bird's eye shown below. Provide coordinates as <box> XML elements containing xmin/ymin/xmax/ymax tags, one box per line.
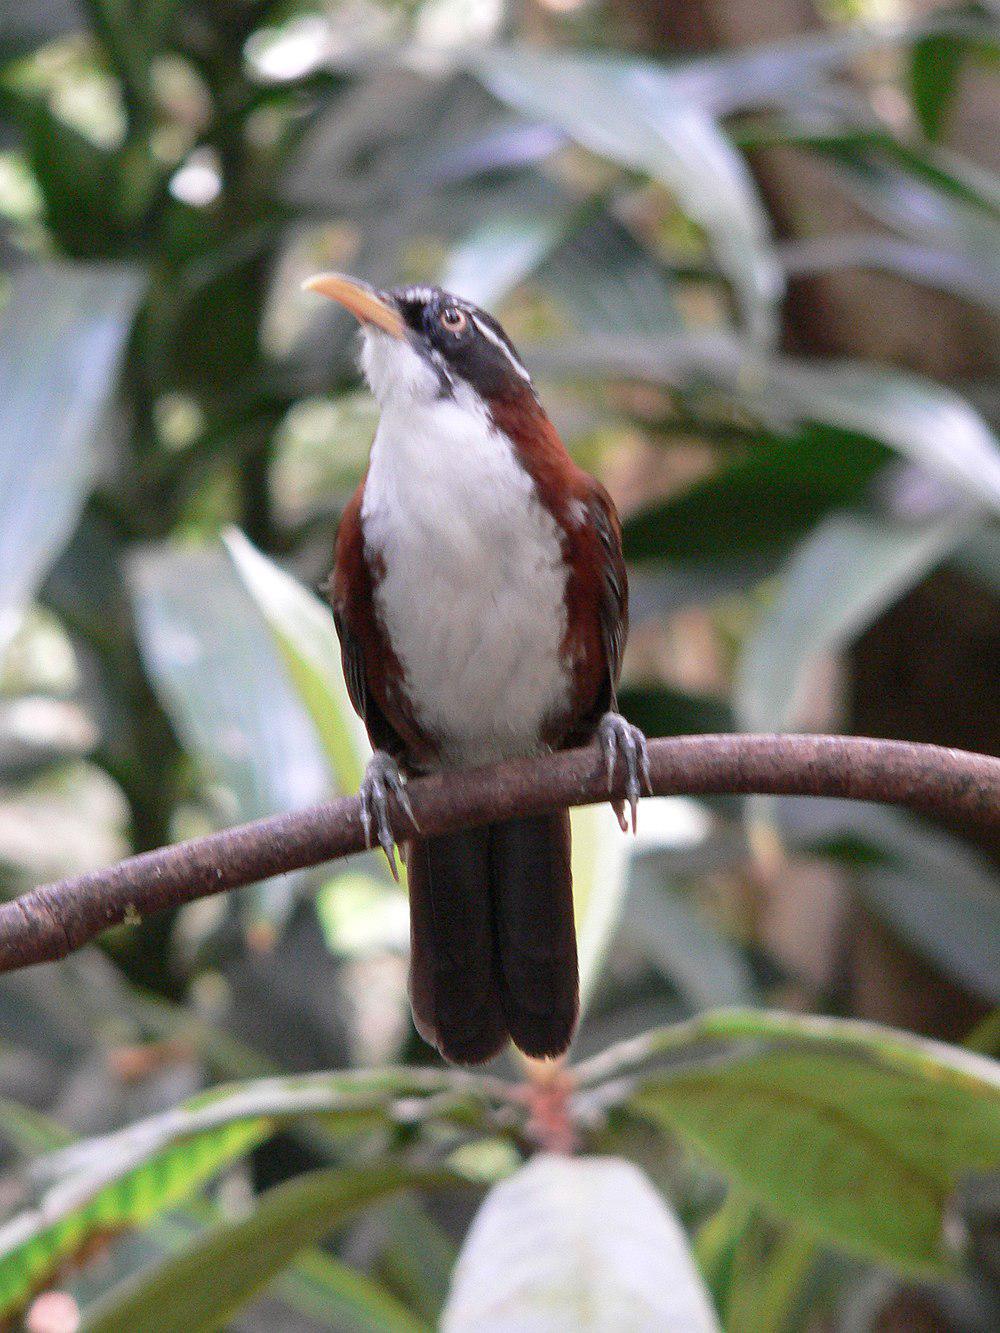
<box><xmin>439</xmin><ymin>306</ymin><xmax>467</xmax><ymax>334</ymax></box>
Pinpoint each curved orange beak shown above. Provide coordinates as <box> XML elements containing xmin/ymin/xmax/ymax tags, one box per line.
<box><xmin>301</xmin><ymin>272</ymin><xmax>405</xmax><ymax>339</ymax></box>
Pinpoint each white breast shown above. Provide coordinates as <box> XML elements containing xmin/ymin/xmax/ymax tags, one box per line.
<box><xmin>361</xmin><ymin>385</ymin><xmax>571</xmax><ymax>769</ymax></box>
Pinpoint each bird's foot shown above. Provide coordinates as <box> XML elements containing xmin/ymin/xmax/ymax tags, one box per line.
<box><xmin>597</xmin><ymin>712</ymin><xmax>652</xmax><ymax>834</ymax></box>
<box><xmin>359</xmin><ymin>751</ymin><xmax>419</xmax><ymax>881</ymax></box>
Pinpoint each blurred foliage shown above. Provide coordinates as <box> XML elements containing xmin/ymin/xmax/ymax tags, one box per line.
<box><xmin>0</xmin><ymin>0</ymin><xmax>998</xmax><ymax>1328</ymax></box>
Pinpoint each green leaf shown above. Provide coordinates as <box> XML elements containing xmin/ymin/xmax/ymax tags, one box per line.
<box><xmin>618</xmin><ymin>684</ymin><xmax>733</xmax><ymax>738</ymax></box>
<box><xmin>0</xmin><ymin>1067</ymin><xmax>480</xmax><ymax>1321</ymax></box>
<box><xmin>131</xmin><ymin>544</ymin><xmax>335</xmax><ymax>926</ymax></box>
<box><xmin>779</xmin><ymin>799</ymin><xmax>1000</xmax><ymax>1004</ymax></box>
<box><xmin>441</xmin><ymin>204</ymin><xmax>578</xmax><ymax>309</ymax></box>
<box><xmin>572</xmin><ymin>797</ymin><xmax>711</xmax><ymax>1015</ymax></box>
<box><xmin>913</xmin><ymin>31</ymin><xmax>962</xmax><ymax>139</ymax></box>
<box><xmin>273</xmin><ymin>1247</ymin><xmax>430</xmax><ymax>1333</ymax></box>
<box><xmin>735</xmin><ymin>510</ymin><xmax>972</xmax><ymax>731</ymax></box>
<box><xmin>778</xmin><ymin>233</ymin><xmax>1000</xmax><ymax>312</ymax></box>
<box><xmin>592</xmin><ymin>1008</ymin><xmax>1000</xmax><ymax>1273</ymax></box>
<box><xmin>441</xmin><ymin>1154</ymin><xmax>720</xmax><ymax>1331</ymax></box>
<box><xmin>83</xmin><ymin>1165</ymin><xmax>453</xmax><ymax>1333</ymax></box>
<box><xmin>548</xmin><ymin>333</ymin><xmax>1000</xmax><ymax>516</ymax></box>
<box><xmin>623</xmin><ymin>428</ymin><xmax>886</xmax><ymax>563</ymax></box>
<box><xmin>18</xmin><ymin>99</ymin><xmax>130</xmax><ymax>255</ymax></box>
<box><xmin>693</xmin><ymin>1190</ymin><xmax>757</xmax><ymax>1324</ymax></box>
<box><xmin>911</xmin><ymin>25</ymin><xmax>999</xmax><ymax>140</ymax></box>
<box><xmin>0</xmin><ymin>263</ymin><xmax>143</xmax><ymax>665</ymax></box>
<box><xmin>469</xmin><ymin>49</ymin><xmax>781</xmax><ymax>342</ymax></box>
<box><xmin>764</xmin><ymin>361</ymin><xmax>1000</xmax><ymax>512</ymax></box>
<box><xmin>623</xmin><ymin>857</ymin><xmax>759</xmax><ymax>1010</ymax></box>
<box><xmin>0</xmin><ymin>1117</ymin><xmax>268</xmax><ymax>1320</ymax></box>
<box><xmin>376</xmin><ymin>1197</ymin><xmax>458</xmax><ymax>1325</ymax></box>
<box><xmin>223</xmin><ymin>528</ymin><xmax>370</xmax><ymax>794</ymax></box>
<box><xmin>536</xmin><ymin>212</ymin><xmax>684</xmax><ymax>338</ymax></box>
<box><xmin>724</xmin><ymin>1220</ymin><xmax>816</xmax><ymax>1333</ymax></box>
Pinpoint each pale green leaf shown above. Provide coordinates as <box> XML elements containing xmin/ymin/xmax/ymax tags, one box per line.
<box><xmin>573</xmin><ymin>797</ymin><xmax>712</xmax><ymax>1015</ymax></box>
<box><xmin>442</xmin><ymin>1154</ymin><xmax>720</xmax><ymax>1331</ymax></box>
<box><xmin>0</xmin><ymin>263</ymin><xmax>143</xmax><ymax>663</ymax></box>
<box><xmin>735</xmin><ymin>511</ymin><xmax>972</xmax><ymax>730</ymax></box>
<box><xmin>131</xmin><ymin>544</ymin><xmax>335</xmax><ymax>926</ymax></box>
<box><xmin>470</xmin><ymin>50</ymin><xmax>781</xmax><ymax>342</ymax></box>
<box><xmin>537</xmin><ymin>333</ymin><xmax>1000</xmax><ymax>514</ymax></box>
<box><xmin>224</xmin><ymin>528</ymin><xmax>371</xmax><ymax>793</ymax></box>
<box><xmin>442</xmin><ymin>206</ymin><xmax>577</xmax><ymax>309</ymax></box>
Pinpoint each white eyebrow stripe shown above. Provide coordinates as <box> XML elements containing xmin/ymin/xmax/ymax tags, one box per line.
<box><xmin>470</xmin><ymin>314</ymin><xmax>532</xmax><ymax>382</ymax></box>
<box><xmin>399</xmin><ymin>286</ymin><xmax>436</xmax><ymax>304</ymax></box>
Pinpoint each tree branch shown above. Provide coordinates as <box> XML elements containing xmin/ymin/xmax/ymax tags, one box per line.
<box><xmin>1</xmin><ymin>734</ymin><xmax>997</xmax><ymax>974</ymax></box>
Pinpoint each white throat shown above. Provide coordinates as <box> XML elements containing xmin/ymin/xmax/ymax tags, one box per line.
<box><xmin>360</xmin><ymin>381</ymin><xmax>571</xmax><ymax>768</ymax></box>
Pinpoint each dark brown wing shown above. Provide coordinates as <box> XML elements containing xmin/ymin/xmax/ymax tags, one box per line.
<box><xmin>588</xmin><ymin>481</ymin><xmax>628</xmax><ymax>710</ymax></box>
<box><xmin>555</xmin><ymin>477</ymin><xmax>629</xmax><ymax>747</ymax></box>
<box><xmin>329</xmin><ymin>483</ymin><xmax>409</xmax><ymax>763</ymax></box>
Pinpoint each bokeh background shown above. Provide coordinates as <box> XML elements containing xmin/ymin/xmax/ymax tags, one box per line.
<box><xmin>0</xmin><ymin>1</ymin><xmax>998</xmax><ymax>1329</ymax></box>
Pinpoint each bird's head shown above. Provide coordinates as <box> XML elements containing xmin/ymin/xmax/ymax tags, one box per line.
<box><xmin>303</xmin><ymin>272</ymin><xmax>536</xmax><ymax>413</ymax></box>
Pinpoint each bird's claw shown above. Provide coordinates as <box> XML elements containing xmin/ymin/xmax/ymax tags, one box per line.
<box><xmin>359</xmin><ymin>752</ymin><xmax>419</xmax><ymax>881</ymax></box>
<box><xmin>597</xmin><ymin>712</ymin><xmax>652</xmax><ymax>834</ymax></box>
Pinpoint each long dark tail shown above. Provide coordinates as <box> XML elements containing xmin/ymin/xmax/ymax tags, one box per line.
<box><xmin>407</xmin><ymin>813</ymin><xmax>579</xmax><ymax>1064</ymax></box>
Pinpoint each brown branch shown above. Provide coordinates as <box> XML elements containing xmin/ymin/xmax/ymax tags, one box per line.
<box><xmin>1</xmin><ymin>734</ymin><xmax>997</xmax><ymax>975</ymax></box>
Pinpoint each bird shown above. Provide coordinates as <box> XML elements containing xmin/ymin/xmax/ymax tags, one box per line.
<box><xmin>304</xmin><ymin>272</ymin><xmax>649</xmax><ymax>1066</ymax></box>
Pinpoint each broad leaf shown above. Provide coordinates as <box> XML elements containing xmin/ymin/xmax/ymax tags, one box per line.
<box><xmin>223</xmin><ymin>529</ymin><xmax>370</xmax><ymax>794</ymax></box>
<box><xmin>766</xmin><ymin>362</ymin><xmax>1000</xmax><ymax>513</ymax></box>
<box><xmin>624</xmin><ymin>857</ymin><xmax>758</xmax><ymax>1010</ymax></box>
<box><xmin>0</xmin><ymin>1068</ymin><xmax>480</xmax><ymax>1320</ymax></box>
<box><xmin>83</xmin><ymin>1165</ymin><xmax>451</xmax><ymax>1333</ymax></box>
<box><xmin>735</xmin><ymin>510</ymin><xmax>972</xmax><ymax>730</ymax></box>
<box><xmin>274</xmin><ymin>1247</ymin><xmax>430</xmax><ymax>1333</ymax></box>
<box><xmin>535</xmin><ymin>212</ymin><xmax>684</xmax><ymax>338</ymax></box>
<box><xmin>544</xmin><ymin>333</ymin><xmax>1000</xmax><ymax>515</ymax></box>
<box><xmin>223</xmin><ymin>531</ymin><xmax>404</xmax><ymax>933</ymax></box>
<box><xmin>779</xmin><ymin>233</ymin><xmax>1000</xmax><ymax>312</ymax></box>
<box><xmin>573</xmin><ymin>798</ymin><xmax>713</xmax><ymax>1015</ymax></box>
<box><xmin>441</xmin><ymin>205</ymin><xmax>578</xmax><ymax>309</ymax></box>
<box><xmin>470</xmin><ymin>49</ymin><xmax>781</xmax><ymax>342</ymax></box>
<box><xmin>131</xmin><ymin>545</ymin><xmax>334</xmax><ymax>926</ymax></box>
<box><xmin>0</xmin><ymin>263</ymin><xmax>142</xmax><ymax>664</ymax></box>
<box><xmin>779</xmin><ymin>799</ymin><xmax>1000</xmax><ymax>1004</ymax></box>
<box><xmin>623</xmin><ymin>428</ymin><xmax>886</xmax><ymax>563</ymax></box>
<box><xmin>590</xmin><ymin>1008</ymin><xmax>1000</xmax><ymax>1272</ymax></box>
<box><xmin>442</xmin><ymin>1154</ymin><xmax>720</xmax><ymax>1331</ymax></box>
<box><xmin>0</xmin><ymin>1117</ymin><xmax>267</xmax><ymax>1320</ymax></box>
<box><xmin>662</xmin><ymin>19</ymin><xmax>941</xmax><ymax>116</ymax></box>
